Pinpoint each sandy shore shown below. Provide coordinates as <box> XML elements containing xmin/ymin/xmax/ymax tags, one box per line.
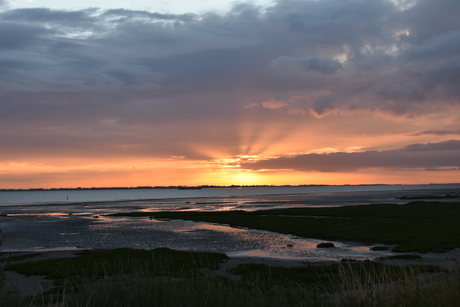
<box><xmin>2</xmin><ymin>248</ymin><xmax>460</xmax><ymax>297</ymax></box>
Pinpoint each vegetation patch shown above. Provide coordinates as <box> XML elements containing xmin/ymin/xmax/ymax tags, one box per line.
<box><xmin>317</xmin><ymin>242</ymin><xmax>335</xmax><ymax>248</ymax></box>
<box><xmin>1</xmin><ymin>243</ymin><xmax>457</xmax><ymax>307</ymax></box>
<box><xmin>371</xmin><ymin>245</ymin><xmax>389</xmax><ymax>251</ymax></box>
<box><xmin>397</xmin><ymin>195</ymin><xmax>460</xmax><ymax>200</ymax></box>
<box><xmin>228</xmin><ymin>261</ymin><xmax>440</xmax><ymax>287</ymax></box>
<box><xmin>6</xmin><ymin>248</ymin><xmax>229</xmax><ymax>280</ymax></box>
<box><xmin>340</xmin><ymin>258</ymin><xmax>361</xmax><ymax>262</ymax></box>
<box><xmin>0</xmin><ymin>252</ymin><xmax>43</xmax><ymax>263</ymax></box>
<box><xmin>380</xmin><ymin>254</ymin><xmax>423</xmax><ymax>260</ymax></box>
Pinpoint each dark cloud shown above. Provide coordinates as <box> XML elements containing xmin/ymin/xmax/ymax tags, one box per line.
<box><xmin>407</xmin><ymin>31</ymin><xmax>460</xmax><ymax>60</ymax></box>
<box><xmin>410</xmin><ymin>130</ymin><xmax>460</xmax><ymax>136</ymax></box>
<box><xmin>268</xmin><ymin>0</ymin><xmax>396</xmax><ymax>49</ymax></box>
<box><xmin>0</xmin><ymin>21</ymin><xmax>51</xmax><ymax>49</ymax></box>
<box><xmin>369</xmin><ymin>82</ymin><xmax>425</xmax><ymax>102</ymax></box>
<box><xmin>311</xmin><ymin>94</ymin><xmax>339</xmax><ymax>116</ymax></box>
<box><xmin>1</xmin><ymin>8</ymin><xmax>98</xmax><ymax>26</ymax></box>
<box><xmin>272</xmin><ymin>56</ymin><xmax>342</xmax><ymax>74</ymax></box>
<box><xmin>403</xmin><ymin>140</ymin><xmax>460</xmax><ymax>151</ymax></box>
<box><xmin>241</xmin><ymin>140</ymin><xmax>460</xmax><ymax>172</ymax></box>
<box><xmin>398</xmin><ymin>0</ymin><xmax>460</xmax><ymax>44</ymax></box>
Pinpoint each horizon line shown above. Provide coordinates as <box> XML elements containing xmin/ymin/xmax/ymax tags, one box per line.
<box><xmin>1</xmin><ymin>183</ymin><xmax>457</xmax><ymax>192</ymax></box>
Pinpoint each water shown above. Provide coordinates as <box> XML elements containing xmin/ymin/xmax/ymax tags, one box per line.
<box><xmin>3</xmin><ymin>183</ymin><xmax>460</xmax><ymax>205</ymax></box>
<box><xmin>1</xmin><ymin>184</ymin><xmax>459</xmax><ymax>262</ymax></box>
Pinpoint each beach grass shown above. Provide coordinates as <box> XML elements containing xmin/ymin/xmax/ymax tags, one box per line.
<box><xmin>108</xmin><ymin>201</ymin><xmax>460</xmax><ymax>253</ymax></box>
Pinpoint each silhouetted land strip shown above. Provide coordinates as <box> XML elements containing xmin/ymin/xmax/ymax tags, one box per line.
<box><xmin>0</xmin><ymin>183</ymin><xmax>427</xmax><ymax>191</ymax></box>
<box><xmin>398</xmin><ymin>194</ymin><xmax>460</xmax><ymax>200</ymax></box>
<box><xmin>109</xmin><ymin>201</ymin><xmax>460</xmax><ymax>253</ymax></box>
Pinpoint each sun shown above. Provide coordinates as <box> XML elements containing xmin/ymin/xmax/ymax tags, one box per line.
<box><xmin>227</xmin><ymin>170</ymin><xmax>264</xmax><ymax>186</ymax></box>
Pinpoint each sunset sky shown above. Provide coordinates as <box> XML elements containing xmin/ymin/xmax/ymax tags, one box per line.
<box><xmin>1</xmin><ymin>0</ymin><xmax>460</xmax><ymax>189</ymax></box>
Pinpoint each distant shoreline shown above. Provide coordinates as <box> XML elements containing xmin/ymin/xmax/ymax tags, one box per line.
<box><xmin>0</xmin><ymin>182</ymin><xmax>455</xmax><ymax>192</ymax></box>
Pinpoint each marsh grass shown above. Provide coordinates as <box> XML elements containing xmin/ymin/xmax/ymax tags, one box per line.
<box><xmin>8</xmin><ymin>248</ymin><xmax>318</xmax><ymax>307</ymax></box>
<box><xmin>110</xmin><ymin>201</ymin><xmax>460</xmax><ymax>253</ymax></box>
<box><xmin>371</xmin><ymin>246</ymin><xmax>389</xmax><ymax>251</ymax></box>
<box><xmin>47</xmin><ymin>272</ymin><xmax>319</xmax><ymax>307</ymax></box>
<box><xmin>319</xmin><ymin>262</ymin><xmax>460</xmax><ymax>307</ymax></box>
<box><xmin>380</xmin><ymin>254</ymin><xmax>422</xmax><ymax>260</ymax></box>
<box><xmin>7</xmin><ymin>248</ymin><xmax>229</xmax><ymax>280</ymax></box>
<box><xmin>229</xmin><ymin>261</ymin><xmax>440</xmax><ymax>287</ymax></box>
<box><xmin>1</xmin><ymin>248</ymin><xmax>460</xmax><ymax>307</ymax></box>
<box><xmin>229</xmin><ymin>261</ymin><xmax>460</xmax><ymax>307</ymax></box>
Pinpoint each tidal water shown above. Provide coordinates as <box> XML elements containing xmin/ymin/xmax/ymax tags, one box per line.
<box><xmin>1</xmin><ymin>184</ymin><xmax>459</xmax><ymax>262</ymax></box>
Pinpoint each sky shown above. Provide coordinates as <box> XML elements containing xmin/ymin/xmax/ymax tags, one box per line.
<box><xmin>1</xmin><ymin>0</ymin><xmax>460</xmax><ymax>189</ymax></box>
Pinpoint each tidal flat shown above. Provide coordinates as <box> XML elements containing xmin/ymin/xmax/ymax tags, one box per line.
<box><xmin>110</xmin><ymin>200</ymin><xmax>460</xmax><ymax>253</ymax></box>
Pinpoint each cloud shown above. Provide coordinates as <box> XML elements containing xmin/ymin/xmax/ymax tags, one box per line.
<box><xmin>0</xmin><ymin>21</ymin><xmax>52</xmax><ymax>49</ymax></box>
<box><xmin>407</xmin><ymin>31</ymin><xmax>460</xmax><ymax>60</ymax></box>
<box><xmin>403</xmin><ymin>140</ymin><xmax>460</xmax><ymax>151</ymax></box>
<box><xmin>1</xmin><ymin>8</ymin><xmax>98</xmax><ymax>25</ymax></box>
<box><xmin>397</xmin><ymin>0</ymin><xmax>460</xmax><ymax>44</ymax></box>
<box><xmin>272</xmin><ymin>56</ymin><xmax>342</xmax><ymax>74</ymax></box>
<box><xmin>311</xmin><ymin>94</ymin><xmax>339</xmax><ymax>116</ymax></box>
<box><xmin>241</xmin><ymin>140</ymin><xmax>460</xmax><ymax>172</ymax></box>
<box><xmin>1</xmin><ymin>0</ymin><xmax>460</xmax><ymax>168</ymax></box>
<box><xmin>410</xmin><ymin>130</ymin><xmax>460</xmax><ymax>136</ymax></box>
<box><xmin>101</xmin><ymin>9</ymin><xmax>196</xmax><ymax>22</ymax></box>
<box><xmin>369</xmin><ymin>82</ymin><xmax>425</xmax><ymax>103</ymax></box>
<box><xmin>1</xmin><ymin>0</ymin><xmax>459</xmax><ymax>108</ymax></box>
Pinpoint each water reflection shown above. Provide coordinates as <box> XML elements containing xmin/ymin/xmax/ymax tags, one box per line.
<box><xmin>1</xmin><ymin>212</ymin><xmax>393</xmax><ymax>261</ymax></box>
<box><xmin>2</xmin><ymin>188</ymin><xmax>458</xmax><ymax>261</ymax></box>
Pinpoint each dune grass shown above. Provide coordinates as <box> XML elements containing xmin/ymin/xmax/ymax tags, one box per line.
<box><xmin>109</xmin><ymin>201</ymin><xmax>460</xmax><ymax>253</ymax></box>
